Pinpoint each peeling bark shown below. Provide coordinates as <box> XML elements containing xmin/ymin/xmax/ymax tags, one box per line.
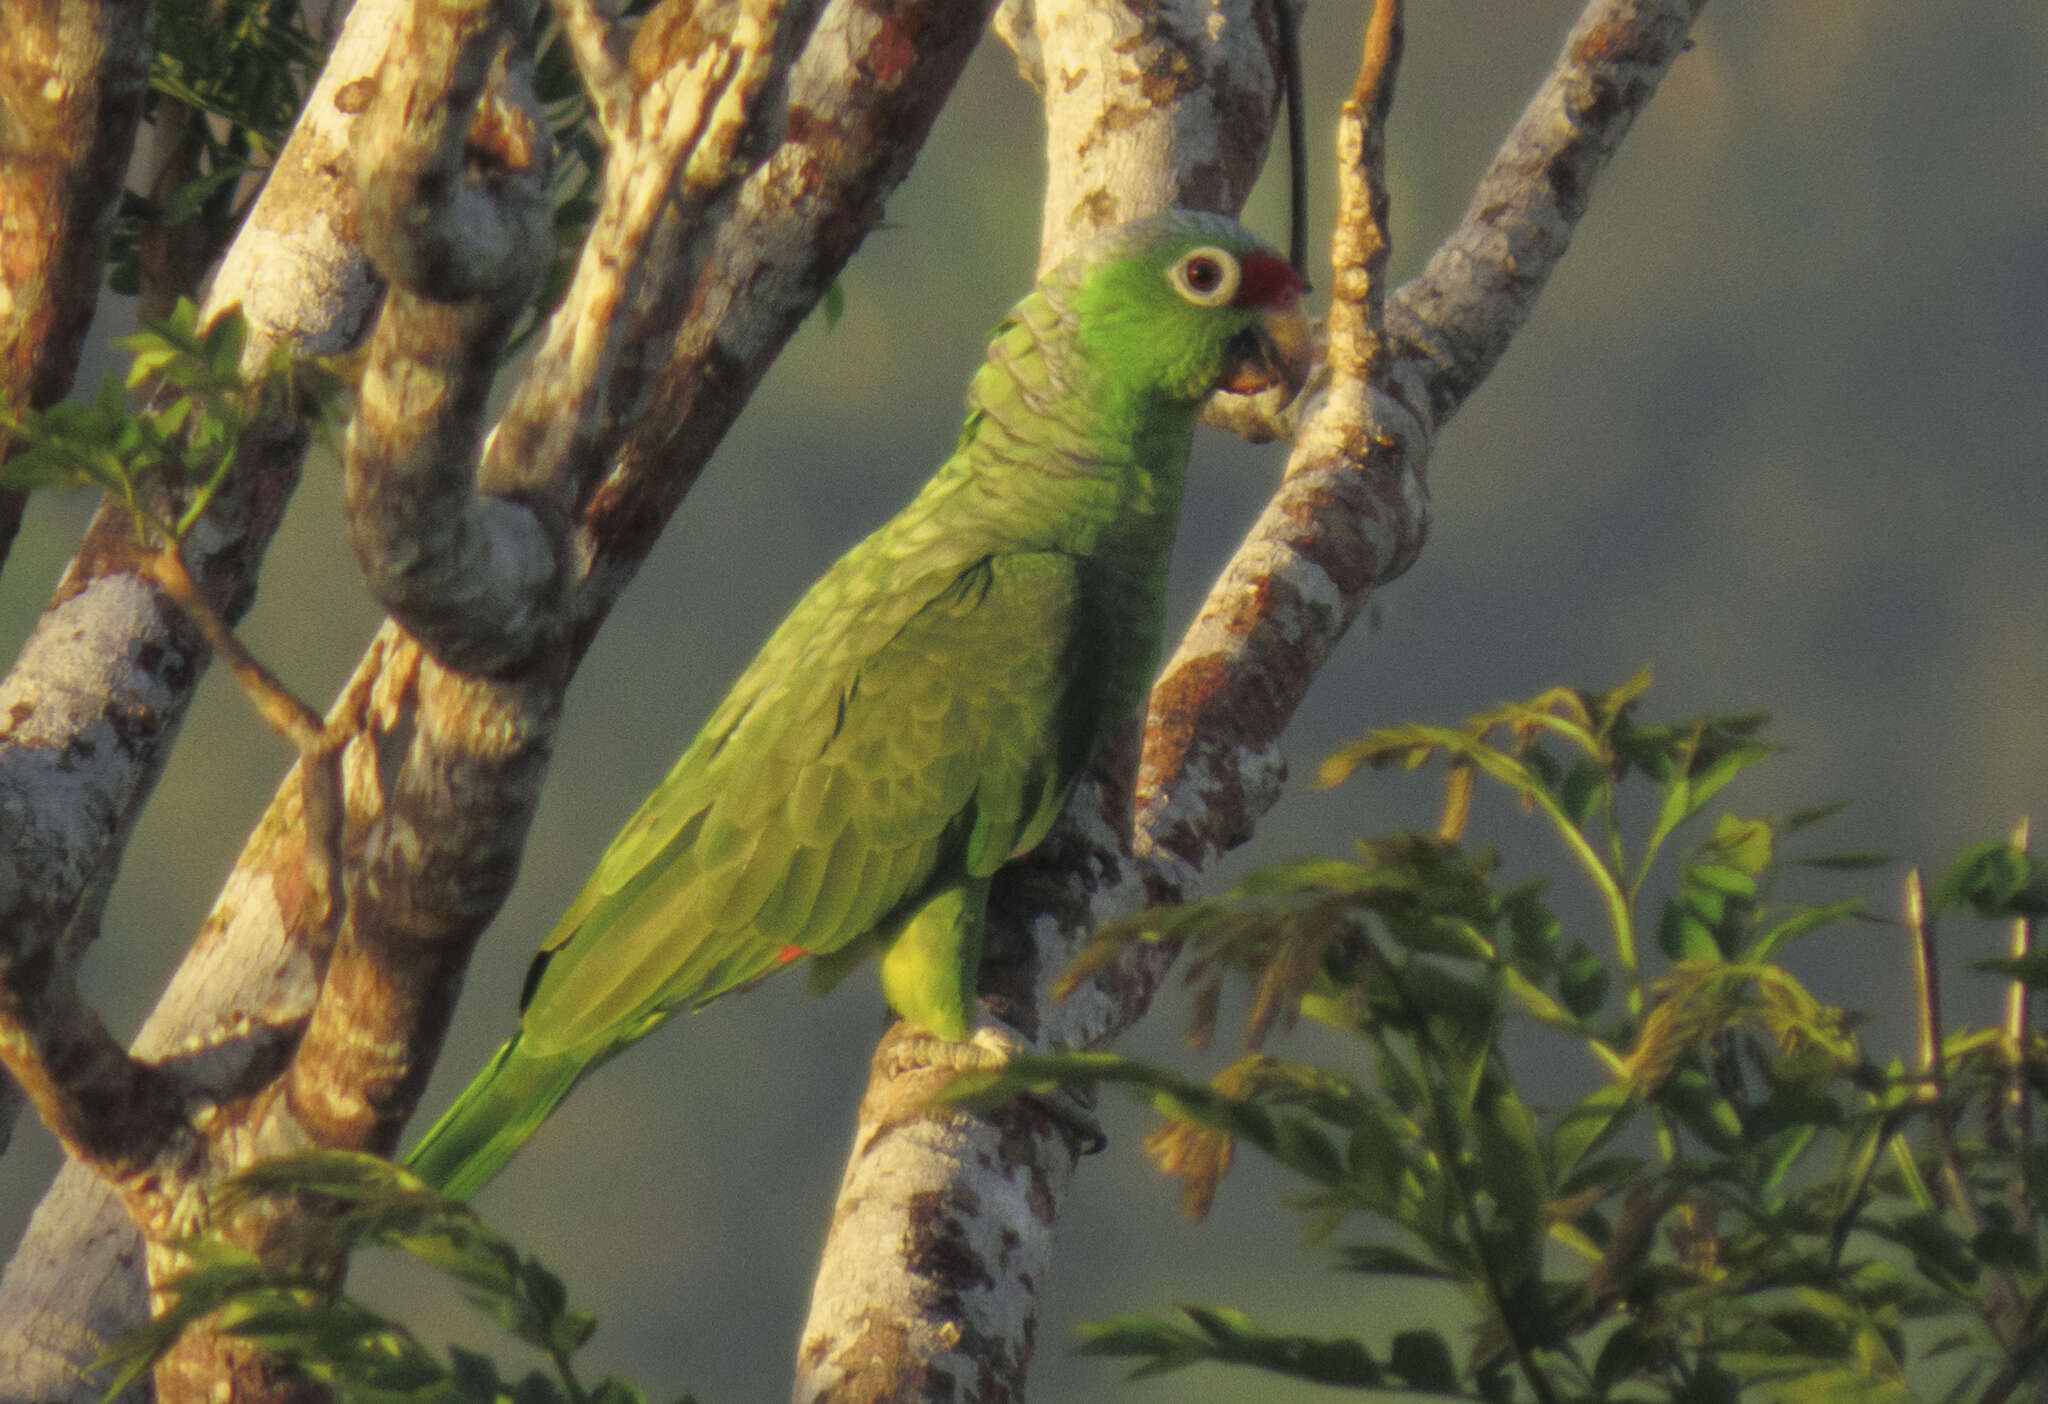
<box><xmin>796</xmin><ymin>2</ymin><xmax>1707</xmax><ymax>1399</ymax></box>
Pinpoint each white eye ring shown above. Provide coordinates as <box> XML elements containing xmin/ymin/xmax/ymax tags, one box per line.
<box><xmin>1167</xmin><ymin>247</ymin><xmax>1241</xmax><ymax>307</ymax></box>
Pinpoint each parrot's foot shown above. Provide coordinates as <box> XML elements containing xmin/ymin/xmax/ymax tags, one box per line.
<box><xmin>887</xmin><ymin>1020</ymin><xmax>1106</xmax><ymax>1156</ymax></box>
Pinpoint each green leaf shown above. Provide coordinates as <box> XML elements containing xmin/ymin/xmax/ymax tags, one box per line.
<box><xmin>1688</xmin><ymin>740</ymin><xmax>1772</xmax><ymax>810</ymax></box>
<box><xmin>1675</xmin><ymin>1360</ymin><xmax>1740</xmax><ymax>1404</ymax></box>
<box><xmin>1971</xmin><ymin>1225</ymin><xmax>2037</xmax><ymax>1271</ymax></box>
<box><xmin>125</xmin><ymin>344</ymin><xmax>182</xmax><ymax>389</ymax></box>
<box><xmin>509</xmin><ymin>1370</ymin><xmax>570</xmax><ymax>1404</ymax></box>
<box><xmin>93</xmin><ymin>1247</ymin><xmax>281</xmax><ymax>1400</ymax></box>
<box><xmin>204</xmin><ymin>309</ymin><xmax>249</xmax><ymax>380</ymax></box>
<box><xmin>1555</xmin><ymin>940</ymin><xmax>1609</xmax><ymax>1019</ymax></box>
<box><xmin>1658</xmin><ymin>900</ymin><xmax>1724</xmax><ymax>963</ymax></box>
<box><xmin>1705</xmin><ymin>812</ymin><xmax>1773</xmax><ymax>873</ymax></box>
<box><xmin>1687</xmin><ymin>861</ymin><xmax>1759</xmax><ymax>899</ymax></box>
<box><xmin>1559</xmin><ymin>758</ymin><xmax>1606</xmax><ymax>827</ymax></box>
<box><xmin>1870</xmin><ymin>1212</ymin><xmax>1981</xmax><ymax>1290</ymax></box>
<box><xmin>1593</xmin><ymin>1320</ymin><xmax>1655</xmax><ymax>1392</ymax></box>
<box><xmin>1933</xmin><ymin>841</ymin><xmax>2048</xmax><ymax>918</ymax></box>
<box><xmin>1759</xmin><ymin>1120</ymin><xmax>1822</xmax><ymax>1196</ymax></box>
<box><xmin>1386</xmin><ymin>1328</ymin><xmax>1457</xmax><ymax>1390</ymax></box>
<box><xmin>1782</xmin><ymin>800</ymin><xmax>1851</xmax><ymax>833</ymax></box>
<box><xmin>1557</xmin><ymin>1150</ymin><xmax>1646</xmax><ymax>1199</ymax></box>
<box><xmin>447</xmin><ymin>1345</ymin><xmax>506</xmax><ymax>1402</ymax></box>
<box><xmin>820</xmin><ymin>279</ymin><xmax>846</xmax><ymax>329</ymax></box>
<box><xmin>161</xmin><ymin>163</ymin><xmax>247</xmax><ymax>227</ymax></box>
<box><xmin>1744</xmin><ymin>899</ymin><xmax>1865</xmax><ymax>963</ymax></box>
<box><xmin>0</xmin><ymin>443</ymin><xmax>98</xmax><ymax>492</ymax></box>
<box><xmin>1659</xmin><ymin>1067</ymin><xmax>1742</xmax><ymax>1154</ymax></box>
<box><xmin>1502</xmin><ymin>882</ymin><xmax>1559</xmax><ymax>974</ymax></box>
<box><xmin>1385</xmin><ymin>959</ymin><xmax>1499</xmax><ymax>1039</ymax></box>
<box><xmin>1795</xmin><ymin>851</ymin><xmax>1894</xmax><ymax>871</ymax></box>
<box><xmin>1973</xmin><ymin>952</ymin><xmax>2048</xmax><ymax>987</ymax></box>
<box><xmin>1334</xmin><ymin>1243</ymin><xmax>1455</xmax><ymax>1279</ymax></box>
<box><xmin>1473</xmin><ymin>1089</ymin><xmax>1547</xmax><ymax>1284</ymax></box>
<box><xmin>1078</xmin><ymin>1307</ymin><xmax>1384</xmax><ymax>1387</ymax></box>
<box><xmin>1551</xmin><ymin>1081</ymin><xmax>1635</xmax><ymax>1183</ymax></box>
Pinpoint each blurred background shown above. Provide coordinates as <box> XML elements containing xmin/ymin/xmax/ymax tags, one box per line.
<box><xmin>2</xmin><ymin>2</ymin><xmax>2045</xmax><ymax>1400</ymax></box>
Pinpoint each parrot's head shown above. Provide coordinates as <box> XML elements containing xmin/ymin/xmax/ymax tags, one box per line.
<box><xmin>1060</xmin><ymin>210</ymin><xmax>1313</xmax><ymax>409</ymax></box>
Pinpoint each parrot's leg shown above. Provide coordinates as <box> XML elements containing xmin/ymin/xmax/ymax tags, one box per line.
<box><xmin>875</xmin><ymin>1021</ymin><xmax>1108</xmax><ymax>1154</ymax></box>
<box><xmin>879</xmin><ymin>879</ymin><xmax>1106</xmax><ymax>1152</ymax></box>
<box><xmin>957</xmin><ymin>1023</ymin><xmax>1107</xmax><ymax>1156</ymax></box>
<box><xmin>878</xmin><ymin>874</ymin><xmax>991</xmax><ymax>1042</ymax></box>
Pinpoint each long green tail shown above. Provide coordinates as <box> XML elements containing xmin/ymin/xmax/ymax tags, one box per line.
<box><xmin>404</xmin><ymin>1038</ymin><xmax>585</xmax><ymax>1200</ymax></box>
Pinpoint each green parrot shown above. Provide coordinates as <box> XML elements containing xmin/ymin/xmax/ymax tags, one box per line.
<box><xmin>406</xmin><ymin>211</ymin><xmax>1312</xmax><ymax>1198</ymax></box>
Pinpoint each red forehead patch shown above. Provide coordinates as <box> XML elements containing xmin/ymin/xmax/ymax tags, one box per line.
<box><xmin>1235</xmin><ymin>251</ymin><xmax>1308</xmax><ymax>309</ymax></box>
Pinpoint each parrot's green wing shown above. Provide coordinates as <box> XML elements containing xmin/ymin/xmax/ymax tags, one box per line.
<box><xmin>515</xmin><ymin>546</ymin><xmax>1094</xmax><ymax>1063</ymax></box>
<box><xmin>407</xmin><ymin>210</ymin><xmax>1313</xmax><ymax>1198</ymax></box>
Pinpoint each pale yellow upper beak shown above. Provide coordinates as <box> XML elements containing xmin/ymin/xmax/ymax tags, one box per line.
<box><xmin>1220</xmin><ymin>302</ymin><xmax>1314</xmax><ymax>401</ymax></box>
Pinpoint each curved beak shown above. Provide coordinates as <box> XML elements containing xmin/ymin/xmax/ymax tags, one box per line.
<box><xmin>1220</xmin><ymin>301</ymin><xmax>1313</xmax><ymax>401</ymax></box>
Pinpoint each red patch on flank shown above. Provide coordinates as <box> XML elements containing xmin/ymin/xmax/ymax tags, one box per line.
<box><xmin>777</xmin><ymin>944</ymin><xmax>806</xmax><ymax>966</ymax></box>
<box><xmin>868</xmin><ymin>18</ymin><xmax>916</xmax><ymax>85</ymax></box>
<box><xmin>1235</xmin><ymin>251</ymin><xmax>1308</xmax><ymax>309</ymax></box>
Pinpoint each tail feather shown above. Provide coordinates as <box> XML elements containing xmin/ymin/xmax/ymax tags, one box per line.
<box><xmin>405</xmin><ymin>1039</ymin><xmax>585</xmax><ymax>1200</ymax></box>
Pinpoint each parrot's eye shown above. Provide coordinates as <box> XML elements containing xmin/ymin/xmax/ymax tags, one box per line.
<box><xmin>1168</xmin><ymin>247</ymin><xmax>1241</xmax><ymax>307</ymax></box>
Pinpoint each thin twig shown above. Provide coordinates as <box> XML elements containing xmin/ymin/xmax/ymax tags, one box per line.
<box><xmin>2004</xmin><ymin>816</ymin><xmax>2036</xmax><ymax>1271</ymax></box>
<box><xmin>1326</xmin><ymin>0</ymin><xmax>1401</xmax><ymax>387</ymax></box>
<box><xmin>1274</xmin><ymin>0</ymin><xmax>1307</xmax><ymax>277</ymax></box>
<box><xmin>1975</xmin><ymin>1279</ymin><xmax>2048</xmax><ymax>1404</ymax></box>
<box><xmin>1908</xmin><ymin>869</ymin><xmax>1973</xmax><ymax>1217</ymax></box>
<box><xmin>1909</xmin><ymin>871</ymin><xmax>1945</xmax><ymax>1094</ymax></box>
<box><xmin>145</xmin><ymin>542</ymin><xmax>326</xmax><ymax>752</ymax></box>
<box><xmin>2006</xmin><ymin>816</ymin><xmax>2034</xmax><ymax>1147</ymax></box>
<box><xmin>1910</xmin><ymin>868</ymin><xmax>2031</xmax><ymax>1360</ymax></box>
<box><xmin>551</xmin><ymin>0</ymin><xmax>632</xmax><ymax>141</ymax></box>
<box><xmin>146</xmin><ymin>541</ymin><xmax>353</xmax><ymax>927</ymax></box>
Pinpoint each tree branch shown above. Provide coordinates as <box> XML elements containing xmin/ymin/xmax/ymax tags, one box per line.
<box><xmin>292</xmin><ymin>0</ymin><xmax>830</xmax><ymax>1154</ymax></box>
<box><xmin>0</xmin><ymin>0</ymin><xmax>155</xmax><ymax>579</ymax></box>
<box><xmin>0</xmin><ymin>938</ymin><xmax>187</xmax><ymax>1185</ymax></box>
<box><xmin>1384</xmin><ymin>0</ymin><xmax>1708</xmax><ymax>429</ymax></box>
<box><xmin>343</xmin><ymin>1</ymin><xmax>562</xmax><ymax>674</ymax></box>
<box><xmin>551</xmin><ymin>0</ymin><xmax>631</xmax><ymax>141</ymax></box>
<box><xmin>355</xmin><ymin>0</ymin><xmax>555</xmax><ymax>306</ymax></box>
